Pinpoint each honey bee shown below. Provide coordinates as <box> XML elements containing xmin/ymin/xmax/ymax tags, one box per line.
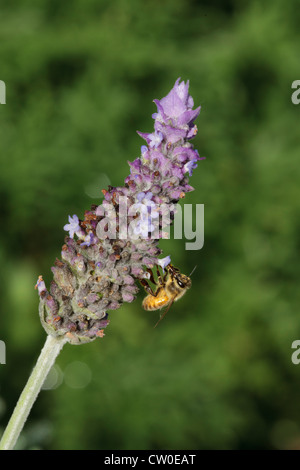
<box><xmin>140</xmin><ymin>264</ymin><xmax>192</xmax><ymax>328</ymax></box>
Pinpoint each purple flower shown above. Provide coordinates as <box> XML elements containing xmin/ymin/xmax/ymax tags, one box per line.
<box><xmin>64</xmin><ymin>214</ymin><xmax>81</xmax><ymax>238</ymax></box>
<box><xmin>184</xmin><ymin>160</ymin><xmax>198</xmax><ymax>177</ymax></box>
<box><xmin>129</xmin><ymin>158</ymin><xmax>142</xmax><ymax>174</ymax></box>
<box><xmin>135</xmin><ymin>191</ymin><xmax>159</xmax><ymax>221</ymax></box>
<box><xmin>148</xmin><ymin>130</ymin><xmax>163</xmax><ymax>148</ymax></box>
<box><xmin>37</xmin><ymin>79</ymin><xmax>203</xmax><ymax>344</ymax></box>
<box><xmin>153</xmin><ymin>78</ymin><xmax>201</xmax><ymax>126</ymax></box>
<box><xmin>158</xmin><ymin>255</ymin><xmax>171</xmax><ymax>271</ymax></box>
<box><xmin>133</xmin><ymin>215</ymin><xmax>155</xmax><ymax>238</ymax></box>
<box><xmin>136</xmin><ymin>191</ymin><xmax>153</xmax><ymax>203</ymax></box>
<box><xmin>35</xmin><ymin>275</ymin><xmax>46</xmax><ymax>295</ymax></box>
<box><xmin>80</xmin><ymin>231</ymin><xmax>96</xmax><ymax>247</ymax></box>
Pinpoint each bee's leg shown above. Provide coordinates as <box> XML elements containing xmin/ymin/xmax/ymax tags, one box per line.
<box><xmin>166</xmin><ymin>263</ymin><xmax>177</xmax><ymax>280</ymax></box>
<box><xmin>140</xmin><ymin>266</ymin><xmax>164</xmax><ymax>292</ymax></box>
<box><xmin>154</xmin><ymin>265</ymin><xmax>166</xmax><ymax>284</ymax></box>
<box><xmin>146</xmin><ymin>268</ymin><xmax>156</xmax><ymax>285</ymax></box>
<box><xmin>154</xmin><ymin>297</ymin><xmax>175</xmax><ymax>328</ymax></box>
<box><xmin>139</xmin><ymin>279</ymin><xmax>159</xmax><ymax>297</ymax></box>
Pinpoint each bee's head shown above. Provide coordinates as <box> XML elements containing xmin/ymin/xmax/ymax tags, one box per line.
<box><xmin>175</xmin><ymin>273</ymin><xmax>192</xmax><ymax>290</ymax></box>
<box><xmin>166</xmin><ymin>264</ymin><xmax>192</xmax><ymax>289</ymax></box>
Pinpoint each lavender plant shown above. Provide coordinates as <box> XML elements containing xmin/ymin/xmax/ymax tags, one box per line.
<box><xmin>0</xmin><ymin>78</ymin><xmax>203</xmax><ymax>450</ymax></box>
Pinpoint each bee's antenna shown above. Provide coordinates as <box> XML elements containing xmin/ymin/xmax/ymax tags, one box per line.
<box><xmin>189</xmin><ymin>265</ymin><xmax>197</xmax><ymax>277</ymax></box>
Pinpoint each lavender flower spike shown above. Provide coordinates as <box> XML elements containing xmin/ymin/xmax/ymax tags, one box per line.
<box><xmin>37</xmin><ymin>78</ymin><xmax>203</xmax><ymax>344</ymax></box>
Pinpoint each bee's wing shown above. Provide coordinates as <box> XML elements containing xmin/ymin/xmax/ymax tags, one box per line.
<box><xmin>154</xmin><ymin>296</ymin><xmax>176</xmax><ymax>328</ymax></box>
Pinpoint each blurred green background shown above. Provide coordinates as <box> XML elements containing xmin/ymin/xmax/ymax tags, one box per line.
<box><xmin>0</xmin><ymin>0</ymin><xmax>300</xmax><ymax>450</ymax></box>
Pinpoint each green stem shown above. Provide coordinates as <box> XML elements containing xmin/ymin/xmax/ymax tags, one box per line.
<box><xmin>0</xmin><ymin>334</ymin><xmax>67</xmax><ymax>450</ymax></box>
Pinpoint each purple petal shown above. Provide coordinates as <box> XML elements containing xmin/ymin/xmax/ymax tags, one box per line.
<box><xmin>63</xmin><ymin>214</ymin><xmax>80</xmax><ymax>238</ymax></box>
<box><xmin>158</xmin><ymin>256</ymin><xmax>171</xmax><ymax>271</ymax></box>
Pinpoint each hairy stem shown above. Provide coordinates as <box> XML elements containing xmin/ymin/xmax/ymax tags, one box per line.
<box><xmin>0</xmin><ymin>334</ymin><xmax>67</xmax><ymax>450</ymax></box>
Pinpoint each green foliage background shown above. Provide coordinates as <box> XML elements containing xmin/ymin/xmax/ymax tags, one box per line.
<box><xmin>0</xmin><ymin>0</ymin><xmax>300</xmax><ymax>450</ymax></box>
